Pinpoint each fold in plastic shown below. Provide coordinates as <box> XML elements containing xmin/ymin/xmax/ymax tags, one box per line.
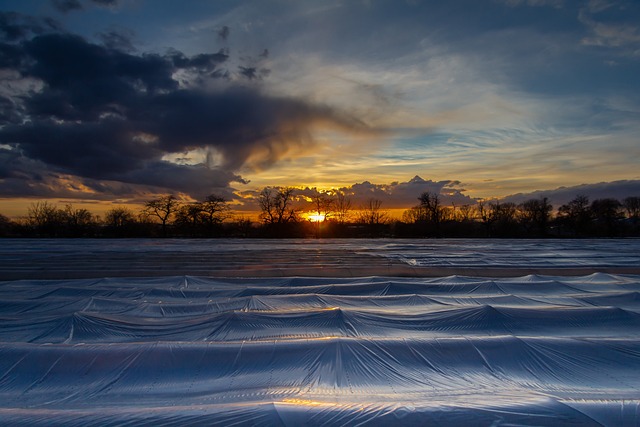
<box><xmin>2</xmin><ymin>273</ymin><xmax>640</xmax><ymax>425</ymax></box>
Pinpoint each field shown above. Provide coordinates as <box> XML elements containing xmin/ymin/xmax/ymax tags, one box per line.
<box><xmin>1</xmin><ymin>239</ymin><xmax>640</xmax><ymax>425</ymax></box>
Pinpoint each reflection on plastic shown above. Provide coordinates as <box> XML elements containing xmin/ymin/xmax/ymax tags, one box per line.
<box><xmin>1</xmin><ymin>273</ymin><xmax>640</xmax><ymax>425</ymax></box>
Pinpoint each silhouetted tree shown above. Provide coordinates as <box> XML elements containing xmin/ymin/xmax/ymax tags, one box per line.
<box><xmin>105</xmin><ymin>207</ymin><xmax>136</xmax><ymax>228</ymax></box>
<box><xmin>418</xmin><ymin>191</ymin><xmax>445</xmax><ymax>236</ymax></box>
<box><xmin>402</xmin><ymin>206</ymin><xmax>424</xmax><ymax>224</ymax></box>
<box><xmin>257</xmin><ymin>187</ymin><xmax>300</xmax><ymax>236</ymax></box>
<box><xmin>623</xmin><ymin>197</ymin><xmax>640</xmax><ymax>224</ymax></box>
<box><xmin>174</xmin><ymin>203</ymin><xmax>204</xmax><ymax>236</ymax></box>
<box><xmin>60</xmin><ymin>205</ymin><xmax>96</xmax><ymax>237</ymax></box>
<box><xmin>493</xmin><ymin>202</ymin><xmax>518</xmax><ymax>236</ymax></box>
<box><xmin>310</xmin><ymin>192</ymin><xmax>334</xmax><ymax>221</ymax></box>
<box><xmin>0</xmin><ymin>213</ymin><xmax>14</xmax><ymax>236</ymax></box>
<box><xmin>591</xmin><ymin>198</ymin><xmax>623</xmax><ymax>236</ymax></box>
<box><xmin>477</xmin><ymin>200</ymin><xmax>517</xmax><ymax>236</ymax></box>
<box><xmin>144</xmin><ymin>195</ymin><xmax>180</xmax><ymax>236</ymax></box>
<box><xmin>201</xmin><ymin>194</ymin><xmax>230</xmax><ymax>228</ymax></box>
<box><xmin>173</xmin><ymin>194</ymin><xmax>230</xmax><ymax>236</ymax></box>
<box><xmin>104</xmin><ymin>207</ymin><xmax>138</xmax><ymax>236</ymax></box>
<box><xmin>258</xmin><ymin>187</ymin><xmax>298</xmax><ymax>224</ymax></box>
<box><xmin>357</xmin><ymin>198</ymin><xmax>388</xmax><ymax>226</ymax></box>
<box><xmin>557</xmin><ymin>195</ymin><xmax>591</xmax><ymax>236</ymax></box>
<box><xmin>476</xmin><ymin>201</ymin><xmax>494</xmax><ymax>236</ymax></box>
<box><xmin>518</xmin><ymin>197</ymin><xmax>552</xmax><ymax>236</ymax></box>
<box><xmin>27</xmin><ymin>201</ymin><xmax>64</xmax><ymax>236</ymax></box>
<box><xmin>333</xmin><ymin>192</ymin><xmax>352</xmax><ymax>225</ymax></box>
<box><xmin>456</xmin><ymin>204</ymin><xmax>474</xmax><ymax>222</ymax></box>
<box><xmin>308</xmin><ymin>191</ymin><xmax>335</xmax><ymax>238</ymax></box>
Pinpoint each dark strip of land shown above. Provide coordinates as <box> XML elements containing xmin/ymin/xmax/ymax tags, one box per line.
<box><xmin>1</xmin><ymin>245</ymin><xmax>639</xmax><ymax>280</ymax></box>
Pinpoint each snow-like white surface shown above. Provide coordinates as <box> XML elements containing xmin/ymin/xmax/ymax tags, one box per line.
<box><xmin>2</xmin><ymin>264</ymin><xmax>640</xmax><ymax>424</ymax></box>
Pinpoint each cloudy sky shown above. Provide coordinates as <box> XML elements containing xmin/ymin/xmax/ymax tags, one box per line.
<box><xmin>1</xmin><ymin>0</ymin><xmax>639</xmax><ymax>215</ymax></box>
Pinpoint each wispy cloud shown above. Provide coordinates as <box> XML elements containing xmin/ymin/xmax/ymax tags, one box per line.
<box><xmin>579</xmin><ymin>1</ymin><xmax>640</xmax><ymax>56</ymax></box>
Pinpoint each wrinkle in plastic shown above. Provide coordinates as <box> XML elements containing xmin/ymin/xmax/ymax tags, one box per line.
<box><xmin>2</xmin><ymin>273</ymin><xmax>640</xmax><ymax>425</ymax></box>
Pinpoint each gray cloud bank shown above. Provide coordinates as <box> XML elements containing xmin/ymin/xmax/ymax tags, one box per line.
<box><xmin>334</xmin><ymin>176</ymin><xmax>475</xmax><ymax>209</ymax></box>
<box><xmin>502</xmin><ymin>180</ymin><xmax>640</xmax><ymax>208</ymax></box>
<box><xmin>262</xmin><ymin>177</ymin><xmax>640</xmax><ymax>214</ymax></box>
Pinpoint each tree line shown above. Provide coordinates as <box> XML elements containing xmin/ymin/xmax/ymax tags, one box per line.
<box><xmin>0</xmin><ymin>188</ymin><xmax>639</xmax><ymax>238</ymax></box>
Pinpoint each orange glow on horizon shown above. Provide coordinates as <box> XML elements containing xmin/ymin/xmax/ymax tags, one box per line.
<box><xmin>305</xmin><ymin>213</ymin><xmax>326</xmax><ymax>222</ymax></box>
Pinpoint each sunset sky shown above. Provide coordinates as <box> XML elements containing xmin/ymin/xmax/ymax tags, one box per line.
<box><xmin>1</xmin><ymin>0</ymin><xmax>639</xmax><ymax>217</ymax></box>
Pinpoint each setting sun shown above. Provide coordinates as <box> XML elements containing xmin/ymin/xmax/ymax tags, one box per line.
<box><xmin>306</xmin><ymin>213</ymin><xmax>326</xmax><ymax>222</ymax></box>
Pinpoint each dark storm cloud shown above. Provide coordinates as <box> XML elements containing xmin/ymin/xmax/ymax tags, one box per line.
<box><xmin>0</xmin><ymin>147</ymin><xmax>239</xmax><ymax>200</ymax></box>
<box><xmin>117</xmin><ymin>161</ymin><xmax>243</xmax><ymax>200</ymax></box>
<box><xmin>51</xmin><ymin>0</ymin><xmax>83</xmax><ymax>13</ymax></box>
<box><xmin>25</xmin><ymin>33</ymin><xmax>179</xmax><ymax>98</ymax></box>
<box><xmin>127</xmin><ymin>86</ymin><xmax>368</xmax><ymax>170</ymax></box>
<box><xmin>0</xmin><ymin>96</ymin><xmax>23</xmax><ymax>124</ymax></box>
<box><xmin>167</xmin><ymin>49</ymin><xmax>228</xmax><ymax>71</ymax></box>
<box><xmin>0</xmin><ymin>25</ymin><xmax>371</xmax><ymax>199</ymax></box>
<box><xmin>0</xmin><ymin>149</ymin><xmax>75</xmax><ymax>198</ymax></box>
<box><xmin>1</xmin><ymin>119</ymin><xmax>159</xmax><ymax>178</ymax></box>
<box><xmin>0</xmin><ymin>12</ymin><xmax>60</xmax><ymax>41</ymax></box>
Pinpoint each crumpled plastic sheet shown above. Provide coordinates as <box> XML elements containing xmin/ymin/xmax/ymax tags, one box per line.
<box><xmin>373</xmin><ymin>239</ymin><xmax>640</xmax><ymax>267</ymax></box>
<box><xmin>2</xmin><ymin>273</ymin><xmax>640</xmax><ymax>425</ymax></box>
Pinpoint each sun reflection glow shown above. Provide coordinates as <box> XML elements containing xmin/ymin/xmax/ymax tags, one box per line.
<box><xmin>281</xmin><ymin>398</ymin><xmax>333</xmax><ymax>407</ymax></box>
<box><xmin>306</xmin><ymin>213</ymin><xmax>326</xmax><ymax>222</ymax></box>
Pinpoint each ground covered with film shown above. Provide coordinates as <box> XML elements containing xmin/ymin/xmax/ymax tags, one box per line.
<box><xmin>1</xmin><ymin>239</ymin><xmax>640</xmax><ymax>425</ymax></box>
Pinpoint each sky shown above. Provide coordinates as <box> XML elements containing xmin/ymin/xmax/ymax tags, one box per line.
<box><xmin>0</xmin><ymin>0</ymin><xmax>639</xmax><ymax>217</ymax></box>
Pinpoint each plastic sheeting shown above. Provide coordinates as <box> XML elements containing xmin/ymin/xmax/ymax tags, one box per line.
<box><xmin>2</xmin><ymin>238</ymin><xmax>640</xmax><ymax>280</ymax></box>
<box><xmin>2</xmin><ymin>273</ymin><xmax>640</xmax><ymax>425</ymax></box>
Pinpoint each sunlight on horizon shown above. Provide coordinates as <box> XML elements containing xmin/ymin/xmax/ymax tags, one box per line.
<box><xmin>306</xmin><ymin>213</ymin><xmax>326</xmax><ymax>222</ymax></box>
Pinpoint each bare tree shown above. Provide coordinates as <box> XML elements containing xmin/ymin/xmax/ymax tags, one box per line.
<box><xmin>307</xmin><ymin>191</ymin><xmax>335</xmax><ymax>238</ymax></box>
<box><xmin>62</xmin><ymin>204</ymin><xmax>95</xmax><ymax>236</ymax></box>
<box><xmin>476</xmin><ymin>200</ymin><xmax>517</xmax><ymax>236</ymax></box>
<box><xmin>557</xmin><ymin>195</ymin><xmax>591</xmax><ymax>236</ymax></box>
<box><xmin>418</xmin><ymin>192</ymin><xmax>444</xmax><ymax>225</ymax></box>
<box><xmin>518</xmin><ymin>197</ymin><xmax>552</xmax><ymax>236</ymax></box>
<box><xmin>333</xmin><ymin>191</ymin><xmax>352</xmax><ymax>224</ymax></box>
<box><xmin>624</xmin><ymin>197</ymin><xmax>640</xmax><ymax>223</ymax></box>
<box><xmin>457</xmin><ymin>204</ymin><xmax>474</xmax><ymax>222</ymax></box>
<box><xmin>402</xmin><ymin>205</ymin><xmax>423</xmax><ymax>223</ymax></box>
<box><xmin>357</xmin><ymin>198</ymin><xmax>388</xmax><ymax>225</ymax></box>
<box><xmin>103</xmin><ymin>206</ymin><xmax>138</xmax><ymax>237</ymax></box>
<box><xmin>310</xmin><ymin>191</ymin><xmax>334</xmax><ymax>220</ymax></box>
<box><xmin>591</xmin><ymin>198</ymin><xmax>623</xmax><ymax>236</ymax></box>
<box><xmin>104</xmin><ymin>207</ymin><xmax>136</xmax><ymax>228</ymax></box>
<box><xmin>175</xmin><ymin>194</ymin><xmax>230</xmax><ymax>236</ymax></box>
<box><xmin>417</xmin><ymin>191</ymin><xmax>445</xmax><ymax>235</ymax></box>
<box><xmin>491</xmin><ymin>202</ymin><xmax>517</xmax><ymax>222</ymax></box>
<box><xmin>27</xmin><ymin>201</ymin><xmax>63</xmax><ymax>236</ymax></box>
<box><xmin>0</xmin><ymin>213</ymin><xmax>14</xmax><ymax>236</ymax></box>
<box><xmin>175</xmin><ymin>203</ymin><xmax>203</xmax><ymax>229</ymax></box>
<box><xmin>258</xmin><ymin>187</ymin><xmax>298</xmax><ymax>224</ymax></box>
<box><xmin>201</xmin><ymin>194</ymin><xmax>230</xmax><ymax>227</ymax></box>
<box><xmin>144</xmin><ymin>195</ymin><xmax>180</xmax><ymax>235</ymax></box>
